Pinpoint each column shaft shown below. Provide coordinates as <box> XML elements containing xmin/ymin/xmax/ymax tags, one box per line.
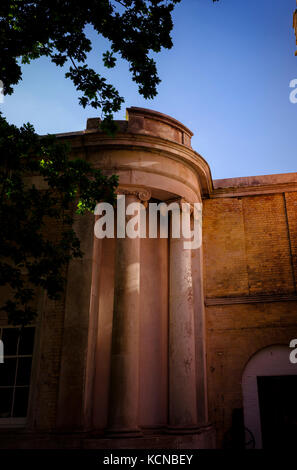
<box><xmin>107</xmin><ymin>195</ymin><xmax>141</xmax><ymax>434</ymax></box>
<box><xmin>169</xmin><ymin>224</ymin><xmax>198</xmax><ymax>428</ymax></box>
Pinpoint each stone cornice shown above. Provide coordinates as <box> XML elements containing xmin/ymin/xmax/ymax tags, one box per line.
<box><xmin>54</xmin><ymin>108</ymin><xmax>297</xmax><ymax>201</ymax></box>
<box><xmin>211</xmin><ymin>182</ymin><xmax>297</xmax><ymax>198</ymax></box>
<box><xmin>56</xmin><ymin>129</ymin><xmax>214</xmax><ymax>199</ymax></box>
<box><xmin>53</xmin><ymin>127</ymin><xmax>297</xmax><ymax>200</ymax></box>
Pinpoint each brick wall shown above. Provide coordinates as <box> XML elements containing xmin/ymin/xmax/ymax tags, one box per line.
<box><xmin>0</xmin><ymin>205</ymin><xmax>68</xmax><ymax>431</ymax></box>
<box><xmin>203</xmin><ymin>189</ymin><xmax>297</xmax><ymax>447</ymax></box>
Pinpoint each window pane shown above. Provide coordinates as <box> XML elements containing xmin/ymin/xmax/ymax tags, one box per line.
<box><xmin>1</xmin><ymin>328</ymin><xmax>20</xmax><ymax>356</ymax></box>
<box><xmin>0</xmin><ymin>358</ymin><xmax>17</xmax><ymax>386</ymax></box>
<box><xmin>16</xmin><ymin>357</ymin><xmax>32</xmax><ymax>386</ymax></box>
<box><xmin>0</xmin><ymin>388</ymin><xmax>13</xmax><ymax>418</ymax></box>
<box><xmin>19</xmin><ymin>328</ymin><xmax>35</xmax><ymax>355</ymax></box>
<box><xmin>13</xmin><ymin>387</ymin><xmax>29</xmax><ymax>417</ymax></box>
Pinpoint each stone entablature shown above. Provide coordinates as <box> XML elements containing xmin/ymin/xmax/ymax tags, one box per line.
<box><xmin>57</xmin><ymin>107</ymin><xmax>213</xmax><ymax>200</ymax></box>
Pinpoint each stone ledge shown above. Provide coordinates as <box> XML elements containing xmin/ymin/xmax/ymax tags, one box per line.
<box><xmin>0</xmin><ymin>426</ymin><xmax>216</xmax><ymax>449</ymax></box>
<box><xmin>212</xmin><ymin>173</ymin><xmax>297</xmax><ymax>198</ymax></box>
<box><xmin>205</xmin><ymin>293</ymin><xmax>297</xmax><ymax>306</ymax></box>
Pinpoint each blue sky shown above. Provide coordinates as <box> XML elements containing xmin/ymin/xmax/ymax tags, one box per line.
<box><xmin>2</xmin><ymin>0</ymin><xmax>297</xmax><ymax>179</ymax></box>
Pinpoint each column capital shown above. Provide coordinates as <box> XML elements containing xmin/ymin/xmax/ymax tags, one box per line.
<box><xmin>165</xmin><ymin>196</ymin><xmax>188</xmax><ymax>206</ymax></box>
<box><xmin>165</xmin><ymin>197</ymin><xmax>200</xmax><ymax>216</ymax></box>
<box><xmin>116</xmin><ymin>187</ymin><xmax>152</xmax><ymax>206</ymax></box>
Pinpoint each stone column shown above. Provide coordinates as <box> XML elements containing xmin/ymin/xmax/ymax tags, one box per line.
<box><xmin>107</xmin><ymin>188</ymin><xmax>150</xmax><ymax>435</ymax></box>
<box><xmin>56</xmin><ymin>212</ymin><xmax>100</xmax><ymax>431</ymax></box>
<box><xmin>168</xmin><ymin>201</ymin><xmax>198</xmax><ymax>429</ymax></box>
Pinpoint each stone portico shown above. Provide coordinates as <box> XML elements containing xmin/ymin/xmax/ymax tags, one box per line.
<box><xmin>54</xmin><ymin>107</ymin><xmax>215</xmax><ymax>448</ymax></box>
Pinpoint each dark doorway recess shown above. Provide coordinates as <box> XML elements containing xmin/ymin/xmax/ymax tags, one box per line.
<box><xmin>257</xmin><ymin>375</ymin><xmax>297</xmax><ymax>448</ymax></box>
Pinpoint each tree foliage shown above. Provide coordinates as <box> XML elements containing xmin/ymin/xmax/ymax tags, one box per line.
<box><xmin>1</xmin><ymin>0</ymin><xmax>181</xmax><ymax>124</ymax></box>
<box><xmin>0</xmin><ymin>114</ymin><xmax>118</xmax><ymax>325</ymax></box>
<box><xmin>0</xmin><ymin>1</ymin><xmax>182</xmax><ymax>326</ymax></box>
<box><xmin>0</xmin><ymin>1</ymin><xmax>219</xmax><ymax>325</ymax></box>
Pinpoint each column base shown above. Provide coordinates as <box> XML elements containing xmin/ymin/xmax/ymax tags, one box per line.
<box><xmin>166</xmin><ymin>424</ymin><xmax>209</xmax><ymax>435</ymax></box>
<box><xmin>104</xmin><ymin>427</ymin><xmax>143</xmax><ymax>439</ymax></box>
<box><xmin>88</xmin><ymin>427</ymin><xmax>216</xmax><ymax>448</ymax></box>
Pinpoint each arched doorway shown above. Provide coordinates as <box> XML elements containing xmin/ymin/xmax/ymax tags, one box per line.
<box><xmin>242</xmin><ymin>344</ymin><xmax>297</xmax><ymax>449</ymax></box>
